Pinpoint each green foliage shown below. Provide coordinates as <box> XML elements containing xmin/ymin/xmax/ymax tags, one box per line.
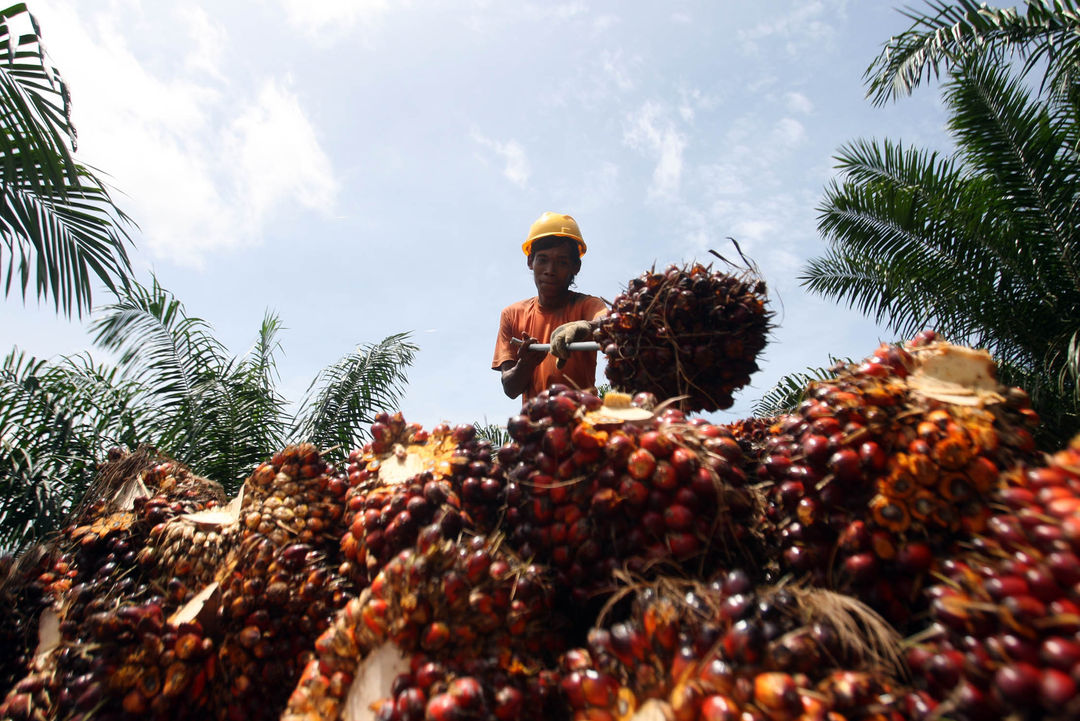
<box><xmin>805</xmin><ymin>1</ymin><xmax>1080</xmax><ymax>445</ymax></box>
<box><xmin>0</xmin><ymin>350</ymin><xmax>143</xmax><ymax>550</ymax></box>
<box><xmin>752</xmin><ymin>361</ymin><xmax>844</xmax><ymax>419</ymax></box>
<box><xmin>474</xmin><ymin>422</ymin><xmax>510</xmax><ymax>451</ymax></box>
<box><xmin>0</xmin><ymin>3</ymin><xmax>135</xmax><ymax>317</ymax></box>
<box><xmin>0</xmin><ymin>280</ymin><xmax>418</xmax><ymax>552</ymax></box>
<box><xmin>293</xmin><ymin>333</ymin><xmax>417</xmax><ymax>461</ymax></box>
<box><xmin>866</xmin><ymin>0</ymin><xmax>1080</xmax><ymax>105</ymax></box>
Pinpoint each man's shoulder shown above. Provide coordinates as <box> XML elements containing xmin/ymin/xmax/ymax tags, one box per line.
<box><xmin>501</xmin><ymin>296</ymin><xmax>538</xmax><ymax>315</ymax></box>
<box><xmin>572</xmin><ymin>292</ymin><xmax>607</xmax><ymax>310</ymax></box>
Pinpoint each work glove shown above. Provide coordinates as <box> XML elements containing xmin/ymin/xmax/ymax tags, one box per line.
<box><xmin>550</xmin><ymin>320</ymin><xmax>594</xmax><ymax>368</ymax></box>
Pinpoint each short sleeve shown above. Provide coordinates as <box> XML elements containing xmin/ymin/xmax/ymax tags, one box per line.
<box><xmin>492</xmin><ymin>307</ymin><xmax>517</xmax><ymax>369</ymax></box>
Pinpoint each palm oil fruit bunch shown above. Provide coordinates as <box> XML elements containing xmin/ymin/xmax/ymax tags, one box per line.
<box><xmin>286</xmin><ymin>533</ymin><xmax>565</xmax><ymax>721</ymax></box>
<box><xmin>0</xmin><ymin>550</ymin><xmax>58</xmax><ymax>711</ymax></box>
<box><xmin>754</xmin><ymin>333</ymin><xmax>1040</xmax><ymax>630</ymax></box>
<box><xmin>213</xmin><ymin>534</ymin><xmax>350</xmax><ymax>721</ymax></box>
<box><xmin>136</xmin><ymin>456</ymin><xmax>229</xmax><ymax>512</ymax></box>
<box><xmin>137</xmin><ymin>511</ymin><xmax>238</xmax><ymax>601</ymax></box>
<box><xmin>900</xmin><ymin>434</ymin><xmax>1080</xmax><ymax>721</ymax></box>
<box><xmin>46</xmin><ymin>602</ymin><xmax>216</xmax><ymax>721</ymax></box>
<box><xmin>364</xmin><ymin>657</ymin><xmax>566</xmax><ymax>721</ymax></box>
<box><xmin>559</xmin><ymin>574</ymin><xmax>908</xmax><ymax>721</ymax></box>
<box><xmin>131</xmin><ymin>458</ymin><xmax>237</xmax><ymax>597</ymax></box>
<box><xmin>340</xmin><ymin>469</ymin><xmax>469</xmax><ymax>587</ymax></box>
<box><xmin>339</xmin><ymin>415</ymin><xmax>485</xmax><ymax>587</ymax></box>
<box><xmin>0</xmin><ymin>452</ymin><xmax>227</xmax><ymax>721</ymax></box>
<box><xmin>240</xmin><ymin>443</ymin><xmax>349</xmax><ymax>551</ymax></box>
<box><xmin>593</xmin><ymin>260</ymin><xmax>771</xmax><ymax>412</ymax></box>
<box><xmin>495</xmin><ymin>385</ymin><xmax>763</xmax><ymax>607</ymax></box>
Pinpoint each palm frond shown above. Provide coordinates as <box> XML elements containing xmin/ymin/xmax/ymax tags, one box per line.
<box><xmin>0</xmin><ymin>4</ymin><xmax>76</xmax><ymax>187</ymax></box>
<box><xmin>0</xmin><ymin>5</ymin><xmax>134</xmax><ymax>317</ymax></box>
<box><xmin>751</xmin><ymin>362</ymin><xmax>843</xmax><ymax>418</ymax></box>
<box><xmin>474</xmin><ymin>422</ymin><xmax>510</xmax><ymax>452</ymax></box>
<box><xmin>194</xmin><ymin>312</ymin><xmax>290</xmax><ymax>491</ymax></box>
<box><xmin>0</xmin><ymin>348</ymin><xmax>140</xmax><ymax>551</ymax></box>
<box><xmin>865</xmin><ymin>0</ymin><xmax>1080</xmax><ymax>106</ymax></box>
<box><xmin>292</xmin><ymin>332</ymin><xmax>418</xmax><ymax>462</ymax></box>
<box><xmin>89</xmin><ymin>278</ymin><xmax>228</xmax><ymax>459</ymax></box>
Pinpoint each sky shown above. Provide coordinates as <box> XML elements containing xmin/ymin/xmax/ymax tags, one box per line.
<box><xmin>1</xmin><ymin>0</ymin><xmax>954</xmax><ymax>434</ymax></box>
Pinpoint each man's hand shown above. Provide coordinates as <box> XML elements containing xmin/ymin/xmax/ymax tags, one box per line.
<box><xmin>515</xmin><ymin>334</ymin><xmax>545</xmax><ymax>369</ymax></box>
<box><xmin>550</xmin><ymin>320</ymin><xmax>594</xmax><ymax>368</ymax></box>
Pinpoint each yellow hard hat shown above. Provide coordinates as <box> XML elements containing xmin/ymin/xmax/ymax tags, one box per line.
<box><xmin>522</xmin><ymin>212</ymin><xmax>586</xmax><ymax>257</ymax></box>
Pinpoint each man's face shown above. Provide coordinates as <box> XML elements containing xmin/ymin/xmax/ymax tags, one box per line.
<box><xmin>529</xmin><ymin>241</ymin><xmax>578</xmax><ymax>298</ymax></box>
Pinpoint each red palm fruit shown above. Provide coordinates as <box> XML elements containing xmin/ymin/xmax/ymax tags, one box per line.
<box><xmin>753</xmin><ymin>672</ymin><xmax>800</xmax><ymax>714</ymax></box>
<box><xmin>493</xmin><ymin>686</ymin><xmax>524</xmax><ymax>721</ymax></box>
<box><xmin>699</xmin><ymin>694</ymin><xmax>740</xmax><ymax>721</ymax></box>
<box><xmin>628</xmin><ymin>449</ymin><xmax>657</xmax><ymax>481</ymax></box>
<box><xmin>651</xmin><ymin>461</ymin><xmax>679</xmax><ymax>491</ymax></box>
<box><xmin>994</xmin><ymin>663</ymin><xmax>1041</xmax><ymax>705</ymax></box>
<box><xmin>1040</xmin><ymin>668</ymin><xmax>1078</xmax><ymax>709</ymax></box>
<box><xmin>895</xmin><ymin>541</ymin><xmax>933</xmax><ymax>573</ymax></box>
<box><xmin>663</xmin><ymin>505</ymin><xmax>693</xmax><ymax>531</ymax></box>
<box><xmin>424</xmin><ymin>692</ymin><xmax>460</xmax><ymax>721</ymax></box>
<box><xmin>668</xmin><ymin>681</ymin><xmax>702</xmax><ymax>721</ymax></box>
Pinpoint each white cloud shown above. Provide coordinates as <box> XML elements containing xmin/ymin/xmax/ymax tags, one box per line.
<box><xmin>600</xmin><ymin>50</ymin><xmax>636</xmax><ymax>92</ymax></box>
<box><xmin>278</xmin><ymin>0</ymin><xmax>393</xmax><ymax>38</ymax></box>
<box><xmin>737</xmin><ymin>1</ymin><xmax>838</xmax><ymax>56</ymax></box>
<box><xmin>576</xmin><ymin>161</ymin><xmax>621</xmax><ymax>210</ymax></box>
<box><xmin>471</xmin><ymin>132</ymin><xmax>531</xmax><ymax>188</ymax></box>
<box><xmin>772</xmin><ymin>117</ymin><xmax>807</xmax><ymax>147</ymax></box>
<box><xmin>28</xmin><ymin>2</ymin><xmax>339</xmax><ymax>268</ymax></box>
<box><xmin>224</xmin><ymin>78</ymin><xmax>339</xmax><ymax>221</ymax></box>
<box><xmin>624</xmin><ymin>102</ymin><xmax>687</xmax><ymax>200</ymax></box>
<box><xmin>785</xmin><ymin>91</ymin><xmax>813</xmax><ymax>114</ymax></box>
<box><xmin>178</xmin><ymin>6</ymin><xmax>227</xmax><ymax>79</ymax></box>
<box><xmin>549</xmin><ymin>3</ymin><xmax>587</xmax><ymax>21</ymax></box>
<box><xmin>700</xmin><ymin>162</ymin><xmax>748</xmax><ymax>198</ymax></box>
<box><xmin>592</xmin><ymin>14</ymin><xmax>619</xmax><ymax>32</ymax></box>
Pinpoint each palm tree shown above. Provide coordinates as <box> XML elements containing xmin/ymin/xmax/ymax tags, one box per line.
<box><xmin>865</xmin><ymin>0</ymin><xmax>1080</xmax><ymax>105</ymax></box>
<box><xmin>0</xmin><ymin>3</ymin><xmax>135</xmax><ymax>318</ymax></box>
<box><xmin>802</xmin><ymin>52</ymin><xmax>1080</xmax><ymax>444</ymax></box>
<box><xmin>0</xmin><ymin>279</ymin><xmax>418</xmax><ymax>551</ymax></box>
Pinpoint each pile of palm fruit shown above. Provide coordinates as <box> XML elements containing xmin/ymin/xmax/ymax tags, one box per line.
<box><xmin>4</xmin><ymin>262</ymin><xmax>1080</xmax><ymax>721</ymax></box>
<box><xmin>594</xmin><ymin>257</ymin><xmax>771</xmax><ymax>412</ymax></box>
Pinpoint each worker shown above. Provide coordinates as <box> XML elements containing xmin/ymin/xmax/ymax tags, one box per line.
<box><xmin>492</xmin><ymin>212</ymin><xmax>607</xmax><ymax>403</ymax></box>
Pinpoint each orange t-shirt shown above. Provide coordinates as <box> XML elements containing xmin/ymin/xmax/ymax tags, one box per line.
<box><xmin>492</xmin><ymin>293</ymin><xmax>608</xmax><ymax>402</ymax></box>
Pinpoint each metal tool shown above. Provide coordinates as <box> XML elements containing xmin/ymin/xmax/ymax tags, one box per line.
<box><xmin>511</xmin><ymin>337</ymin><xmax>601</xmax><ymax>353</ymax></box>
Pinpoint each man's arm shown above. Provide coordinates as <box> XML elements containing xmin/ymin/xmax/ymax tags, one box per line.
<box><xmin>498</xmin><ymin>334</ymin><xmax>545</xmax><ymax>399</ymax></box>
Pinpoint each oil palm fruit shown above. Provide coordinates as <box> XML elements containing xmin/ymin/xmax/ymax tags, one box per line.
<box><xmin>239</xmin><ymin>442</ymin><xmax>349</xmax><ymax>552</ymax></box>
<box><xmin>593</xmin><ymin>260</ymin><xmax>772</xmax><ymax>412</ymax></box>
<box><xmin>902</xmin><ymin>434</ymin><xmax>1080</xmax><ymax>721</ymax></box>
<box><xmin>0</xmin><ymin>448</ymin><xmax>229</xmax><ymax>721</ymax></box>
<box><xmin>214</xmin><ymin>534</ymin><xmax>350</xmax><ymax>721</ymax></box>
<box><xmin>752</xmin><ymin>332</ymin><xmax>1040</xmax><ymax>630</ymax></box>
<box><xmin>491</xmin><ymin>386</ymin><xmax>764</xmax><ymax>608</ymax></box>
<box><xmin>339</xmin><ymin>415</ymin><xmax>477</xmax><ymax>588</ymax></box>
<box><xmin>285</xmin><ymin>533</ymin><xmax>565</xmax><ymax>721</ymax></box>
<box><xmin>0</xmin><ymin>549</ymin><xmax>54</xmax><ymax>703</ymax></box>
<box><xmin>559</xmin><ymin>575</ymin><xmax>908</xmax><ymax>721</ymax></box>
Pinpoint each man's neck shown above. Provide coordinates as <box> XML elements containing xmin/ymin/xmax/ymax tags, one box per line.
<box><xmin>538</xmin><ymin>290</ymin><xmax>575</xmax><ymax>311</ymax></box>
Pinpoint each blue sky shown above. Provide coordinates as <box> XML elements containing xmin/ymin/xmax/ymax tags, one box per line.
<box><xmin>1</xmin><ymin>1</ymin><xmax>953</xmax><ymax>432</ymax></box>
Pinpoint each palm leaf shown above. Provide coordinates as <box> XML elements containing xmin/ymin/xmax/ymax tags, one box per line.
<box><xmin>752</xmin><ymin>362</ymin><xmax>843</xmax><ymax>418</ymax></box>
<box><xmin>0</xmin><ymin>348</ymin><xmax>141</xmax><ymax>551</ymax></box>
<box><xmin>865</xmin><ymin>0</ymin><xmax>1080</xmax><ymax>106</ymax></box>
<box><xmin>89</xmin><ymin>278</ymin><xmax>227</xmax><ymax>459</ymax></box>
<box><xmin>196</xmin><ymin>312</ymin><xmax>290</xmax><ymax>491</ymax></box>
<box><xmin>292</xmin><ymin>332</ymin><xmax>418</xmax><ymax>461</ymax></box>
<box><xmin>0</xmin><ymin>4</ymin><xmax>134</xmax><ymax>317</ymax></box>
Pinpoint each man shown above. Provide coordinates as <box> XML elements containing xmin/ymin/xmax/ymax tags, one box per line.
<box><xmin>492</xmin><ymin>212</ymin><xmax>606</xmax><ymax>403</ymax></box>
